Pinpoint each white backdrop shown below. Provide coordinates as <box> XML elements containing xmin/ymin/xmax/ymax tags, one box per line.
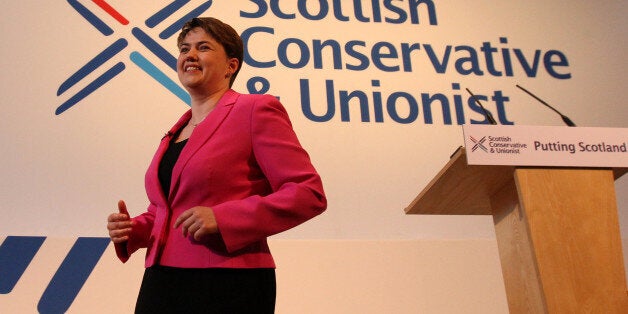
<box><xmin>1</xmin><ymin>1</ymin><xmax>627</xmax><ymax>313</ymax></box>
<box><xmin>1</xmin><ymin>0</ymin><xmax>626</xmax><ymax>240</ymax></box>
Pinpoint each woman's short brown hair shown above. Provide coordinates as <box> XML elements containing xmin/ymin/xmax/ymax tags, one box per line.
<box><xmin>177</xmin><ymin>17</ymin><xmax>243</xmax><ymax>87</ymax></box>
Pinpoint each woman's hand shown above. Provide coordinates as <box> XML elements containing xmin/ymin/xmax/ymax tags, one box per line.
<box><xmin>174</xmin><ymin>206</ymin><xmax>219</xmax><ymax>241</ymax></box>
<box><xmin>107</xmin><ymin>200</ymin><xmax>134</xmax><ymax>243</ymax></box>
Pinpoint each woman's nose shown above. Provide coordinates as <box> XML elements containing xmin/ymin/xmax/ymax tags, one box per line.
<box><xmin>185</xmin><ymin>49</ymin><xmax>198</xmax><ymax>61</ymax></box>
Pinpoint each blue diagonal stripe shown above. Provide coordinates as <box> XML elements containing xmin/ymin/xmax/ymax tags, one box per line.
<box><xmin>145</xmin><ymin>0</ymin><xmax>191</xmax><ymax>28</ymax></box>
<box><xmin>55</xmin><ymin>62</ymin><xmax>126</xmax><ymax>115</ymax></box>
<box><xmin>57</xmin><ymin>38</ymin><xmax>128</xmax><ymax>96</ymax></box>
<box><xmin>67</xmin><ymin>0</ymin><xmax>114</xmax><ymax>36</ymax></box>
<box><xmin>0</xmin><ymin>236</ymin><xmax>46</xmax><ymax>294</ymax></box>
<box><xmin>132</xmin><ymin>27</ymin><xmax>177</xmax><ymax>71</ymax></box>
<box><xmin>159</xmin><ymin>1</ymin><xmax>213</xmax><ymax>39</ymax></box>
<box><xmin>130</xmin><ymin>51</ymin><xmax>191</xmax><ymax>106</ymax></box>
<box><xmin>37</xmin><ymin>237</ymin><xmax>110</xmax><ymax>314</ymax></box>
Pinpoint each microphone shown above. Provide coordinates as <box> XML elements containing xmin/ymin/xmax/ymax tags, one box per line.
<box><xmin>515</xmin><ymin>84</ymin><xmax>576</xmax><ymax>127</ymax></box>
<box><xmin>465</xmin><ymin>88</ymin><xmax>497</xmax><ymax>125</ymax></box>
<box><xmin>162</xmin><ymin>131</ymin><xmax>174</xmax><ymax>140</ymax></box>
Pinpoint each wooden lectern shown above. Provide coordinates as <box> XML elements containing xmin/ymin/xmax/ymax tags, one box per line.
<box><xmin>405</xmin><ymin>148</ymin><xmax>628</xmax><ymax>313</ymax></box>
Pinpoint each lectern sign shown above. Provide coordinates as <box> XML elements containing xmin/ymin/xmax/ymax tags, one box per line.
<box><xmin>463</xmin><ymin>125</ymin><xmax>628</xmax><ymax>167</ymax></box>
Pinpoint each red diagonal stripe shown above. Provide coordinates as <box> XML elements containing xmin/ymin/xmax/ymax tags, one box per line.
<box><xmin>92</xmin><ymin>0</ymin><xmax>129</xmax><ymax>25</ymax></box>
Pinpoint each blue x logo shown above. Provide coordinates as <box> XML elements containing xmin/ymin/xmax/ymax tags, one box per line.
<box><xmin>56</xmin><ymin>0</ymin><xmax>214</xmax><ymax>115</ymax></box>
<box><xmin>470</xmin><ymin>136</ymin><xmax>489</xmax><ymax>153</ymax></box>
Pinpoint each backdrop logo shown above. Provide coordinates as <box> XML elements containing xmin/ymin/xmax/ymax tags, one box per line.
<box><xmin>469</xmin><ymin>136</ymin><xmax>488</xmax><ymax>152</ymax></box>
<box><xmin>0</xmin><ymin>236</ymin><xmax>110</xmax><ymax>313</ymax></box>
<box><xmin>55</xmin><ymin>0</ymin><xmax>213</xmax><ymax>115</ymax></box>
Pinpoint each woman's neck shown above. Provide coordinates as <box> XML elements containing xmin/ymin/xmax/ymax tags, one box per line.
<box><xmin>188</xmin><ymin>87</ymin><xmax>229</xmax><ymax>124</ymax></box>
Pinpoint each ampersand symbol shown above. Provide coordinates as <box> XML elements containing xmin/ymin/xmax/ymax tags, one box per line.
<box><xmin>247</xmin><ymin>76</ymin><xmax>271</xmax><ymax>95</ymax></box>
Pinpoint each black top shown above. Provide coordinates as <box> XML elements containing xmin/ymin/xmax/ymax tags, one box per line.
<box><xmin>158</xmin><ymin>135</ymin><xmax>187</xmax><ymax>198</ymax></box>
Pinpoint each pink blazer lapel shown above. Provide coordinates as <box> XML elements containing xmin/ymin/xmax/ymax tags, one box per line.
<box><xmin>145</xmin><ymin>110</ymin><xmax>193</xmax><ymax>204</ymax></box>
<box><xmin>168</xmin><ymin>90</ymin><xmax>240</xmax><ymax>199</ymax></box>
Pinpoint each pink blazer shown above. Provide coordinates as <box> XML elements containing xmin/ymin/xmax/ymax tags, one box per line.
<box><xmin>115</xmin><ymin>90</ymin><xmax>327</xmax><ymax>268</ymax></box>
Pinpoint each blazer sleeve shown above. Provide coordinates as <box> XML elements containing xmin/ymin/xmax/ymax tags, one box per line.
<box><xmin>212</xmin><ymin>95</ymin><xmax>327</xmax><ymax>252</ymax></box>
<box><xmin>113</xmin><ymin>204</ymin><xmax>155</xmax><ymax>263</ymax></box>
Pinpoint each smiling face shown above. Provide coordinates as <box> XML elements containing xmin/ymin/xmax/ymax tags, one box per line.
<box><xmin>177</xmin><ymin>27</ymin><xmax>239</xmax><ymax>95</ymax></box>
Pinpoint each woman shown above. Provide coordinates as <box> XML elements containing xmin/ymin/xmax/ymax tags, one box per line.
<box><xmin>107</xmin><ymin>17</ymin><xmax>327</xmax><ymax>313</ymax></box>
